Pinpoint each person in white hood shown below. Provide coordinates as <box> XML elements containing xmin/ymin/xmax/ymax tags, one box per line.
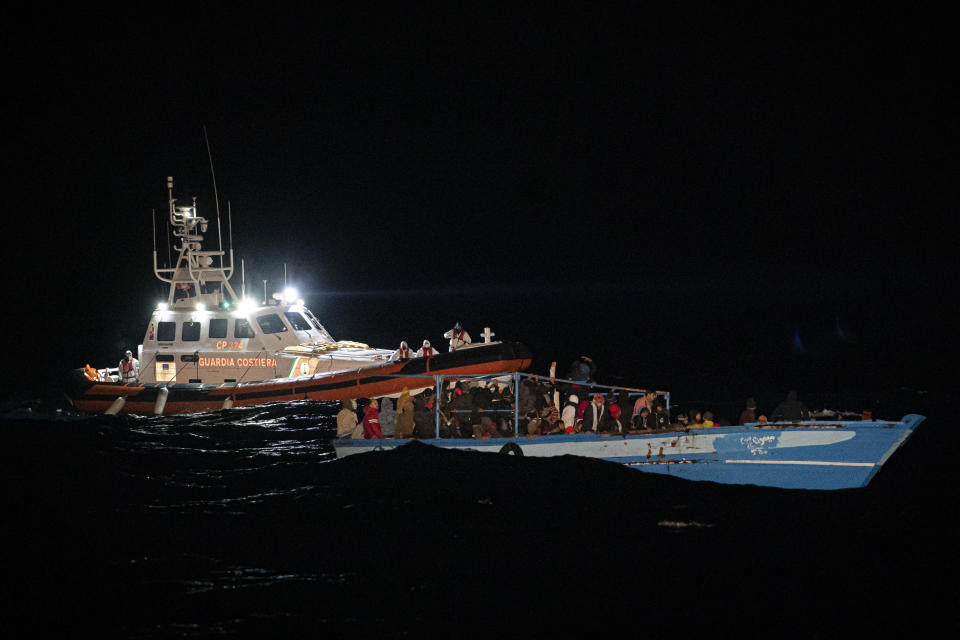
<box><xmin>119</xmin><ymin>350</ymin><xmax>140</xmax><ymax>383</ymax></box>
<box><xmin>416</xmin><ymin>339</ymin><xmax>438</xmax><ymax>357</ymax></box>
<box><xmin>391</xmin><ymin>341</ymin><xmax>413</xmax><ymax>361</ymax></box>
<box><xmin>561</xmin><ymin>394</ymin><xmax>579</xmax><ymax>433</ymax></box>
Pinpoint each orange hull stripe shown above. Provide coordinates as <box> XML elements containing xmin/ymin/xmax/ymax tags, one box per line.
<box><xmin>74</xmin><ymin>357</ymin><xmax>532</xmax><ymax>415</ymax></box>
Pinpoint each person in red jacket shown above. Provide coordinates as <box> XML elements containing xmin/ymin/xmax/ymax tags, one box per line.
<box><xmin>363</xmin><ymin>398</ymin><xmax>382</xmax><ymax>439</ymax></box>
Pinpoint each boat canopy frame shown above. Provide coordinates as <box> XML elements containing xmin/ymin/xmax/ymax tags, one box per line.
<box><xmin>362</xmin><ymin>371</ymin><xmax>670</xmax><ymax>439</ymax></box>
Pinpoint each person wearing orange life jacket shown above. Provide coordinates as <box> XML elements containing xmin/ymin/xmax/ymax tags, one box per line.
<box><xmin>391</xmin><ymin>340</ymin><xmax>413</xmax><ymax>361</ymax></box>
<box><xmin>118</xmin><ymin>350</ymin><xmax>139</xmax><ymax>383</ymax></box>
<box><xmin>173</xmin><ymin>282</ymin><xmax>193</xmax><ymax>303</ymax></box>
<box><xmin>415</xmin><ymin>339</ymin><xmax>438</xmax><ymax>357</ymax></box>
<box><xmin>443</xmin><ymin>321</ymin><xmax>472</xmax><ymax>351</ymax></box>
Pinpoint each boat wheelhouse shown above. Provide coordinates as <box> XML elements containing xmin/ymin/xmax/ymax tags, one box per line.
<box><xmin>141</xmin><ymin>302</ymin><xmax>392</xmax><ymax>385</ymax></box>
<box><xmin>130</xmin><ymin>176</ymin><xmax>393</xmax><ymax>385</ymax></box>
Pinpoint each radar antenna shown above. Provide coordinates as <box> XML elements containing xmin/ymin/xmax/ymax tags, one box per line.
<box><xmin>153</xmin><ymin>176</ymin><xmax>237</xmax><ymax>307</ymax></box>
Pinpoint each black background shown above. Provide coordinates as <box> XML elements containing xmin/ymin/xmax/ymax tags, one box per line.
<box><xmin>3</xmin><ymin>5</ymin><xmax>955</xmax><ymax>409</ymax></box>
<box><xmin>2</xmin><ymin>8</ymin><xmax>956</xmax><ymax>636</ymax></box>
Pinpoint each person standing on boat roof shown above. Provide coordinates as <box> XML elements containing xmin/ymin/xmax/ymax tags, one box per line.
<box><xmin>416</xmin><ymin>340</ymin><xmax>438</xmax><ymax>357</ymax></box>
<box><xmin>567</xmin><ymin>356</ymin><xmax>596</xmax><ymax>386</ymax></box>
<box><xmin>392</xmin><ymin>341</ymin><xmax>413</xmax><ymax>361</ymax></box>
<box><xmin>118</xmin><ymin>350</ymin><xmax>139</xmax><ymax>383</ymax></box>
<box><xmin>443</xmin><ymin>322</ymin><xmax>472</xmax><ymax>351</ymax></box>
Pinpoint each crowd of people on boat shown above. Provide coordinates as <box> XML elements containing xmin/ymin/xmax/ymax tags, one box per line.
<box><xmin>337</xmin><ymin>334</ymin><xmax>844</xmax><ymax>441</ymax></box>
<box><xmin>335</xmin><ymin>352</ymin><xmax>732</xmax><ymax>440</ymax></box>
<box><xmin>337</xmin><ymin>382</ymin><xmax>827</xmax><ymax>441</ymax></box>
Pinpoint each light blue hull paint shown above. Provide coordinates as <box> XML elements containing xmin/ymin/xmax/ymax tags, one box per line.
<box><xmin>333</xmin><ymin>415</ymin><xmax>925</xmax><ymax>490</ymax></box>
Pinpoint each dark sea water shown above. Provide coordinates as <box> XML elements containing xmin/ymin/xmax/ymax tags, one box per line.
<box><xmin>4</xmin><ymin>390</ymin><xmax>955</xmax><ymax>637</ymax></box>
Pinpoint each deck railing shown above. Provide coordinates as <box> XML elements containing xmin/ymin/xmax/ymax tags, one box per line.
<box><xmin>356</xmin><ymin>371</ymin><xmax>670</xmax><ymax>438</ymax></box>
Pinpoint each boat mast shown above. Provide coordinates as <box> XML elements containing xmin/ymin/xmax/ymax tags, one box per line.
<box><xmin>153</xmin><ymin>176</ymin><xmax>239</xmax><ymax>307</ymax></box>
<box><xmin>203</xmin><ymin>125</ymin><xmax>226</xmax><ymax>271</ymax></box>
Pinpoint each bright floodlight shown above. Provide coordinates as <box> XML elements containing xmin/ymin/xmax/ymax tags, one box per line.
<box><xmin>157</xmin><ymin>302</ymin><xmax>168</xmax><ymax>311</ymax></box>
<box><xmin>283</xmin><ymin>287</ymin><xmax>299</xmax><ymax>303</ymax></box>
<box><xmin>196</xmin><ymin>302</ymin><xmax>206</xmax><ymax>311</ymax></box>
<box><xmin>236</xmin><ymin>298</ymin><xmax>256</xmax><ymax>314</ymax></box>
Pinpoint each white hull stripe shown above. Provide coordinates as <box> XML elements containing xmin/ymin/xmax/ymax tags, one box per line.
<box><xmin>877</xmin><ymin>429</ymin><xmax>914</xmax><ymax>465</ymax></box>
<box><xmin>724</xmin><ymin>460</ymin><xmax>875</xmax><ymax>467</ymax></box>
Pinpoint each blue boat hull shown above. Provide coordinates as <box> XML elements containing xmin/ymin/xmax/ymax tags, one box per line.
<box><xmin>333</xmin><ymin>415</ymin><xmax>924</xmax><ymax>490</ymax></box>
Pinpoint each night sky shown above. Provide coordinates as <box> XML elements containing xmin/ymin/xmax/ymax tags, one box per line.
<box><xmin>4</xmin><ymin>6</ymin><xmax>955</xmax><ymax>405</ymax></box>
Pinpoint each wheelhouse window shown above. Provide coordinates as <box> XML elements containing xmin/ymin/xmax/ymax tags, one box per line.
<box><xmin>284</xmin><ymin>312</ymin><xmax>312</xmax><ymax>331</ymax></box>
<box><xmin>157</xmin><ymin>321</ymin><xmax>176</xmax><ymax>342</ymax></box>
<box><xmin>303</xmin><ymin>309</ymin><xmax>334</xmax><ymax>342</ymax></box>
<box><xmin>209</xmin><ymin>318</ymin><xmax>228</xmax><ymax>339</ymax></box>
<box><xmin>256</xmin><ymin>313</ymin><xmax>288</xmax><ymax>334</ymax></box>
<box><xmin>182</xmin><ymin>321</ymin><xmax>201</xmax><ymax>342</ymax></box>
<box><xmin>234</xmin><ymin>318</ymin><xmax>256</xmax><ymax>339</ymax></box>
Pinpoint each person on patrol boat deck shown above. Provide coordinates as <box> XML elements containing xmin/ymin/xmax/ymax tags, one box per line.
<box><xmin>391</xmin><ymin>340</ymin><xmax>413</xmax><ymax>361</ymax></box>
<box><xmin>416</xmin><ymin>340</ymin><xmax>438</xmax><ymax>357</ymax></box>
<box><xmin>118</xmin><ymin>350</ymin><xmax>140</xmax><ymax>383</ymax></box>
<box><xmin>443</xmin><ymin>321</ymin><xmax>472</xmax><ymax>351</ymax></box>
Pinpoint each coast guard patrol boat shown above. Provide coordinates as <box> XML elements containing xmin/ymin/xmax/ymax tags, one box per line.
<box><xmin>68</xmin><ymin>177</ymin><xmax>532</xmax><ymax>415</ymax></box>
